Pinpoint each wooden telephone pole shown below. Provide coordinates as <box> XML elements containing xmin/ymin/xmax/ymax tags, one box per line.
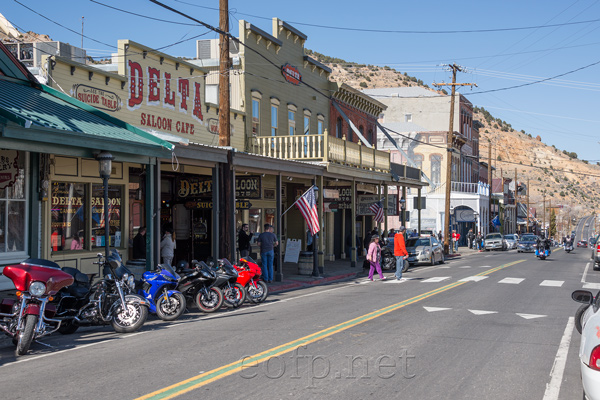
<box><xmin>433</xmin><ymin>64</ymin><xmax>476</xmax><ymax>254</ymax></box>
<box><xmin>488</xmin><ymin>139</ymin><xmax>492</xmax><ymax>235</ymax></box>
<box><xmin>526</xmin><ymin>178</ymin><xmax>530</xmax><ymax>233</ymax></box>
<box><xmin>218</xmin><ymin>0</ymin><xmax>234</xmax><ymax>260</ymax></box>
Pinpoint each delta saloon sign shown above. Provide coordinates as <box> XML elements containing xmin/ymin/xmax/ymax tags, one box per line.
<box><xmin>281</xmin><ymin>64</ymin><xmax>301</xmax><ymax>85</ymax></box>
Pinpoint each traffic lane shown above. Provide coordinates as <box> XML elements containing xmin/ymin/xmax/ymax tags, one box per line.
<box><xmin>171</xmin><ymin>270</ymin><xmax>574</xmax><ymax>399</ymax></box>
<box><xmin>0</xmin><ymin>256</ymin><xmax>533</xmax><ymax>398</ymax></box>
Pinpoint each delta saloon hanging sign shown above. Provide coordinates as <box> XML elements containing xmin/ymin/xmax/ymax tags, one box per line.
<box><xmin>281</xmin><ymin>63</ymin><xmax>301</xmax><ymax>85</ymax></box>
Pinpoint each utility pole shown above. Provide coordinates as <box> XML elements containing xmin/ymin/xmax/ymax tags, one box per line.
<box><xmin>218</xmin><ymin>0</ymin><xmax>233</xmax><ymax>260</ymax></box>
<box><xmin>488</xmin><ymin>139</ymin><xmax>492</xmax><ymax>235</ymax></box>
<box><xmin>433</xmin><ymin>64</ymin><xmax>476</xmax><ymax>254</ymax></box>
<box><xmin>526</xmin><ymin>177</ymin><xmax>530</xmax><ymax>233</ymax></box>
<box><xmin>81</xmin><ymin>17</ymin><xmax>84</xmax><ymax>49</ymax></box>
<box><xmin>514</xmin><ymin>168</ymin><xmax>518</xmax><ymax>235</ymax></box>
<box><xmin>543</xmin><ymin>192</ymin><xmax>546</xmax><ymax>236</ymax></box>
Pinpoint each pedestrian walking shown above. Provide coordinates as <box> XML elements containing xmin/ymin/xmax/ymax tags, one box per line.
<box><xmin>394</xmin><ymin>226</ymin><xmax>409</xmax><ymax>280</ymax></box>
<box><xmin>467</xmin><ymin>229</ymin><xmax>475</xmax><ymax>249</ymax></box>
<box><xmin>132</xmin><ymin>226</ymin><xmax>146</xmax><ymax>259</ymax></box>
<box><xmin>437</xmin><ymin>230</ymin><xmax>443</xmax><ymax>242</ymax></box>
<box><xmin>257</xmin><ymin>224</ymin><xmax>278</xmax><ymax>283</ymax></box>
<box><xmin>238</xmin><ymin>223</ymin><xmax>252</xmax><ymax>258</ymax></box>
<box><xmin>160</xmin><ymin>226</ymin><xmax>176</xmax><ymax>267</ymax></box>
<box><xmin>367</xmin><ymin>235</ymin><xmax>385</xmax><ymax>281</ymax></box>
<box><xmin>451</xmin><ymin>230</ymin><xmax>460</xmax><ymax>253</ymax></box>
<box><xmin>476</xmin><ymin>232</ymin><xmax>483</xmax><ymax>250</ymax></box>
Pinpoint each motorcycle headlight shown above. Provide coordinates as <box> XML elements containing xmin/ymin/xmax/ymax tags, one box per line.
<box><xmin>29</xmin><ymin>281</ymin><xmax>46</xmax><ymax>296</ymax></box>
<box><xmin>127</xmin><ymin>275</ymin><xmax>135</xmax><ymax>289</ymax></box>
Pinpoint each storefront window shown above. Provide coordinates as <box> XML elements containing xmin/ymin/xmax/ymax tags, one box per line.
<box><xmin>92</xmin><ymin>184</ymin><xmax>122</xmax><ymax>248</ymax></box>
<box><xmin>249</xmin><ymin>208</ymin><xmax>262</xmax><ymax>235</ymax></box>
<box><xmin>0</xmin><ymin>150</ymin><xmax>27</xmax><ymax>255</ymax></box>
<box><xmin>51</xmin><ymin>182</ymin><xmax>85</xmax><ymax>252</ymax></box>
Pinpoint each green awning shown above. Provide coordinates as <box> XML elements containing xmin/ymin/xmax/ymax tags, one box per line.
<box><xmin>0</xmin><ymin>78</ymin><xmax>173</xmax><ymax>158</ymax></box>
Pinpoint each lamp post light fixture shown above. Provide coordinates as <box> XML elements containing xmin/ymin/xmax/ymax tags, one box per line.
<box><xmin>96</xmin><ymin>151</ymin><xmax>114</xmax><ymax>259</ymax></box>
<box><xmin>400</xmin><ymin>197</ymin><xmax>406</xmax><ymax>227</ymax></box>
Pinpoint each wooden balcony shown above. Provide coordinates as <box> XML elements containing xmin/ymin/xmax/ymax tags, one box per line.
<box><xmin>251</xmin><ymin>134</ymin><xmax>390</xmax><ymax>172</ymax></box>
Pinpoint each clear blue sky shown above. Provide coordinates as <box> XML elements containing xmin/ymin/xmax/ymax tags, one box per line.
<box><xmin>4</xmin><ymin>0</ymin><xmax>599</xmax><ymax>162</ymax></box>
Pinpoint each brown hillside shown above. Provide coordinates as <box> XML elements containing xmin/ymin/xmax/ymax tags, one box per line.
<box><xmin>314</xmin><ymin>53</ymin><xmax>600</xmax><ymax>225</ymax></box>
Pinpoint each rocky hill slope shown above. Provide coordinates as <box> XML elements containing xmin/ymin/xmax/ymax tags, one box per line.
<box><xmin>307</xmin><ymin>50</ymin><xmax>600</xmax><ymax>225</ymax></box>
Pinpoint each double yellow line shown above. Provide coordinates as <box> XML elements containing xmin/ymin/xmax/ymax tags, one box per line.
<box><xmin>136</xmin><ymin>259</ymin><xmax>524</xmax><ymax>400</ymax></box>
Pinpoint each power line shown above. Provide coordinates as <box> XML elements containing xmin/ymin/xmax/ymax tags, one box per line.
<box><xmin>170</xmin><ymin>0</ymin><xmax>600</xmax><ymax>34</ymax></box>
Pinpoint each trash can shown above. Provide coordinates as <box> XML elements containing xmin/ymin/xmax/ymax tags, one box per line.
<box><xmin>298</xmin><ymin>251</ymin><xmax>313</xmax><ymax>275</ymax></box>
<box><xmin>126</xmin><ymin>259</ymin><xmax>146</xmax><ymax>279</ymax></box>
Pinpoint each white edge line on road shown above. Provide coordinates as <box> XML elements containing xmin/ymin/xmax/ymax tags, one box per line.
<box><xmin>582</xmin><ymin>262</ymin><xmax>590</xmax><ymax>284</ymax></box>
<box><xmin>542</xmin><ymin>316</ymin><xmax>574</xmax><ymax>400</ymax></box>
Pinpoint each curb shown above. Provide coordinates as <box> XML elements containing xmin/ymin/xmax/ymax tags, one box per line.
<box><xmin>269</xmin><ymin>272</ymin><xmax>359</xmax><ymax>294</ymax></box>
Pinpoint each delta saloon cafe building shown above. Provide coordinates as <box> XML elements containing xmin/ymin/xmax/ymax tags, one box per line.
<box><xmin>41</xmin><ymin>29</ymin><xmax>425</xmax><ymax>277</ymax></box>
<box><xmin>0</xmin><ymin>42</ymin><xmax>172</xmax><ymax>287</ymax></box>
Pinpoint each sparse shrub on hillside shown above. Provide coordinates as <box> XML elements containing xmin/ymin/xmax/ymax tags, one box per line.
<box><xmin>583</xmin><ymin>160</ymin><xmax>589</xmax><ymax>164</ymax></box>
<box><xmin>359</xmin><ymin>82</ymin><xmax>367</xmax><ymax>88</ymax></box>
<box><xmin>441</xmin><ymin>89</ymin><xmax>448</xmax><ymax>95</ymax></box>
<box><xmin>384</xmin><ymin>66</ymin><xmax>391</xmax><ymax>70</ymax></box>
<box><xmin>497</xmin><ymin>155</ymin><xmax>502</xmax><ymax>161</ymax></box>
<box><xmin>365</xmin><ymin>76</ymin><xmax>371</xmax><ymax>82</ymax></box>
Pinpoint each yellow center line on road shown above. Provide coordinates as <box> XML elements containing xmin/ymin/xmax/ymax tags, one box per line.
<box><xmin>136</xmin><ymin>259</ymin><xmax>525</xmax><ymax>400</ymax></box>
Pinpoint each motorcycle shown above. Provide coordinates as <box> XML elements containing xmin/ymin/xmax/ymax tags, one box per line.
<box><xmin>55</xmin><ymin>250</ymin><xmax>149</xmax><ymax>334</ymax></box>
<box><xmin>210</xmin><ymin>259</ymin><xmax>246</xmax><ymax>309</ymax></box>
<box><xmin>564</xmin><ymin>239</ymin><xmax>574</xmax><ymax>253</ymax></box>
<box><xmin>237</xmin><ymin>256</ymin><xmax>268</xmax><ymax>304</ymax></box>
<box><xmin>139</xmin><ymin>264</ymin><xmax>186</xmax><ymax>321</ymax></box>
<box><xmin>175</xmin><ymin>260</ymin><xmax>223</xmax><ymax>313</ymax></box>
<box><xmin>0</xmin><ymin>258</ymin><xmax>74</xmax><ymax>355</ymax></box>
<box><xmin>535</xmin><ymin>241</ymin><xmax>551</xmax><ymax>260</ymax></box>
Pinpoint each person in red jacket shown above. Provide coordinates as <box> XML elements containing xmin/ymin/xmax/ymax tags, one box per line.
<box><xmin>394</xmin><ymin>226</ymin><xmax>409</xmax><ymax>280</ymax></box>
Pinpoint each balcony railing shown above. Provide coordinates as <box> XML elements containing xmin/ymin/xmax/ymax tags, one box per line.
<box><xmin>251</xmin><ymin>134</ymin><xmax>391</xmax><ymax>172</ymax></box>
<box><xmin>430</xmin><ymin>181</ymin><xmax>486</xmax><ymax>195</ymax></box>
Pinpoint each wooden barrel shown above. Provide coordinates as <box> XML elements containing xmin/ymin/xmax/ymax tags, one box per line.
<box><xmin>298</xmin><ymin>251</ymin><xmax>313</xmax><ymax>275</ymax></box>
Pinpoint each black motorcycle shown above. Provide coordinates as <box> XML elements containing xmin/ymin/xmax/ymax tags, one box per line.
<box><xmin>380</xmin><ymin>238</ymin><xmax>396</xmax><ymax>271</ymax></box>
<box><xmin>175</xmin><ymin>260</ymin><xmax>223</xmax><ymax>313</ymax></box>
<box><xmin>211</xmin><ymin>259</ymin><xmax>245</xmax><ymax>309</ymax></box>
<box><xmin>55</xmin><ymin>250</ymin><xmax>149</xmax><ymax>334</ymax></box>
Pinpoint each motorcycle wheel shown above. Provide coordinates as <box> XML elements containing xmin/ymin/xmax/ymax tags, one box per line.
<box><xmin>575</xmin><ymin>304</ymin><xmax>589</xmax><ymax>334</ymax></box>
<box><xmin>59</xmin><ymin>320</ymin><xmax>79</xmax><ymax>334</ymax></box>
<box><xmin>247</xmin><ymin>280</ymin><xmax>269</xmax><ymax>304</ymax></box>
<box><xmin>196</xmin><ymin>287</ymin><xmax>223</xmax><ymax>313</ymax></box>
<box><xmin>111</xmin><ymin>301</ymin><xmax>148</xmax><ymax>333</ymax></box>
<box><xmin>223</xmin><ymin>283</ymin><xmax>246</xmax><ymax>309</ymax></box>
<box><xmin>16</xmin><ymin>314</ymin><xmax>38</xmax><ymax>355</ymax></box>
<box><xmin>155</xmin><ymin>293</ymin><xmax>186</xmax><ymax>321</ymax></box>
<box><xmin>402</xmin><ymin>262</ymin><xmax>410</xmax><ymax>273</ymax></box>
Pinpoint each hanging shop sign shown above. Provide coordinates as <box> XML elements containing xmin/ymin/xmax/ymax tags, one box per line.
<box><xmin>281</xmin><ymin>63</ymin><xmax>301</xmax><ymax>85</ymax></box>
<box><xmin>176</xmin><ymin>175</ymin><xmax>261</xmax><ymax>200</ymax></box>
<box><xmin>0</xmin><ymin>150</ymin><xmax>19</xmax><ymax>190</ymax></box>
<box><xmin>325</xmin><ymin>186</ymin><xmax>352</xmax><ymax>209</ymax></box>
<box><xmin>72</xmin><ymin>84</ymin><xmax>121</xmax><ymax>112</ymax></box>
<box><xmin>184</xmin><ymin>200</ymin><xmax>253</xmax><ymax>210</ymax></box>
<box><xmin>357</xmin><ymin>194</ymin><xmax>398</xmax><ymax>216</ymax></box>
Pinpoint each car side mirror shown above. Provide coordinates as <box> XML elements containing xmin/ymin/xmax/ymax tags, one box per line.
<box><xmin>572</xmin><ymin>290</ymin><xmax>594</xmax><ymax>304</ymax></box>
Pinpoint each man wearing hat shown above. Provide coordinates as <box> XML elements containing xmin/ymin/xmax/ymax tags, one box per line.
<box><xmin>394</xmin><ymin>226</ymin><xmax>409</xmax><ymax>280</ymax></box>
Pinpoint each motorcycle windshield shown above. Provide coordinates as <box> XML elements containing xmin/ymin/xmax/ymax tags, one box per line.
<box><xmin>241</xmin><ymin>256</ymin><xmax>256</xmax><ymax>264</ymax></box>
<box><xmin>220</xmin><ymin>259</ymin><xmax>237</xmax><ymax>276</ymax></box>
<box><xmin>162</xmin><ymin>264</ymin><xmax>180</xmax><ymax>281</ymax></box>
<box><xmin>114</xmin><ymin>264</ymin><xmax>132</xmax><ymax>280</ymax></box>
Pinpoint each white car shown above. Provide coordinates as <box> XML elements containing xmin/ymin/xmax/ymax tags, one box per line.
<box><xmin>573</xmin><ymin>290</ymin><xmax>600</xmax><ymax>399</ymax></box>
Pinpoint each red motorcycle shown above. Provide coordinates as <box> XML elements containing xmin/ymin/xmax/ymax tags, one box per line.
<box><xmin>236</xmin><ymin>256</ymin><xmax>268</xmax><ymax>303</ymax></box>
<box><xmin>0</xmin><ymin>258</ymin><xmax>74</xmax><ymax>355</ymax></box>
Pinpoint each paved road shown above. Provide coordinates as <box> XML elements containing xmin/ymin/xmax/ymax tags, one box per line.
<box><xmin>0</xmin><ymin>247</ymin><xmax>593</xmax><ymax>399</ymax></box>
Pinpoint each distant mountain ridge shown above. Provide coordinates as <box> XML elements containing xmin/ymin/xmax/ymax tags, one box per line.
<box><xmin>308</xmin><ymin>50</ymin><xmax>599</xmax><ymax>222</ymax></box>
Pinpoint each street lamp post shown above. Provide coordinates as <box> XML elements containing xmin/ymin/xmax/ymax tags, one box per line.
<box><xmin>96</xmin><ymin>151</ymin><xmax>114</xmax><ymax>259</ymax></box>
<box><xmin>400</xmin><ymin>197</ymin><xmax>406</xmax><ymax>227</ymax></box>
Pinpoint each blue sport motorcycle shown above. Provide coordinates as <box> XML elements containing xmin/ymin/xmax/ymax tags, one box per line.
<box><xmin>139</xmin><ymin>264</ymin><xmax>186</xmax><ymax>321</ymax></box>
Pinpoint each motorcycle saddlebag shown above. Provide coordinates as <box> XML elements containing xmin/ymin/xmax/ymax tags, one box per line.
<box><xmin>0</xmin><ymin>298</ymin><xmax>15</xmax><ymax>314</ymax></box>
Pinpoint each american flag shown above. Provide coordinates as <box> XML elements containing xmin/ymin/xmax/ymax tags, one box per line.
<box><xmin>369</xmin><ymin>200</ymin><xmax>384</xmax><ymax>223</ymax></box>
<box><xmin>296</xmin><ymin>186</ymin><xmax>320</xmax><ymax>235</ymax></box>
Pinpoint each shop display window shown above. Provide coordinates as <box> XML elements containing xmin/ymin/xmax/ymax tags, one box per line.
<box><xmin>0</xmin><ymin>150</ymin><xmax>27</xmax><ymax>255</ymax></box>
<box><xmin>50</xmin><ymin>182</ymin><xmax>123</xmax><ymax>252</ymax></box>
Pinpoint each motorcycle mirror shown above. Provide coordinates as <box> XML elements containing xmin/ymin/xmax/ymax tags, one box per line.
<box><xmin>572</xmin><ymin>290</ymin><xmax>593</xmax><ymax>304</ymax></box>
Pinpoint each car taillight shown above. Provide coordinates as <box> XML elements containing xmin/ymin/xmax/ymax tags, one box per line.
<box><xmin>596</xmin><ymin>244</ymin><xmax>600</xmax><ymax>253</ymax></box>
<box><xmin>590</xmin><ymin>345</ymin><xmax>600</xmax><ymax>370</ymax></box>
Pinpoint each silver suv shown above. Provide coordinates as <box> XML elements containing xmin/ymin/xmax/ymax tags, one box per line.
<box><xmin>485</xmin><ymin>233</ymin><xmax>507</xmax><ymax>251</ymax></box>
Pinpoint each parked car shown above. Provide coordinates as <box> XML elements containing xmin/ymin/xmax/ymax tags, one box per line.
<box><xmin>578</xmin><ymin>240</ymin><xmax>588</xmax><ymax>248</ymax></box>
<box><xmin>517</xmin><ymin>234</ymin><xmax>538</xmax><ymax>253</ymax></box>
<box><xmin>572</xmin><ymin>290</ymin><xmax>600</xmax><ymax>399</ymax></box>
<box><xmin>405</xmin><ymin>236</ymin><xmax>444</xmax><ymax>266</ymax></box>
<box><xmin>503</xmin><ymin>234</ymin><xmax>519</xmax><ymax>249</ymax></box>
<box><xmin>484</xmin><ymin>233</ymin><xmax>507</xmax><ymax>251</ymax></box>
<box><xmin>592</xmin><ymin>234</ymin><xmax>600</xmax><ymax>271</ymax></box>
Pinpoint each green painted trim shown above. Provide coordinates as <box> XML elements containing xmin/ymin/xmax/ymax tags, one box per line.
<box><xmin>39</xmin><ymin>84</ymin><xmax>174</xmax><ymax>151</ymax></box>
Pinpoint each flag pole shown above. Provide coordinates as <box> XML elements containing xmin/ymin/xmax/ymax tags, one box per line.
<box><xmin>282</xmin><ymin>185</ymin><xmax>315</xmax><ymax>217</ymax></box>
